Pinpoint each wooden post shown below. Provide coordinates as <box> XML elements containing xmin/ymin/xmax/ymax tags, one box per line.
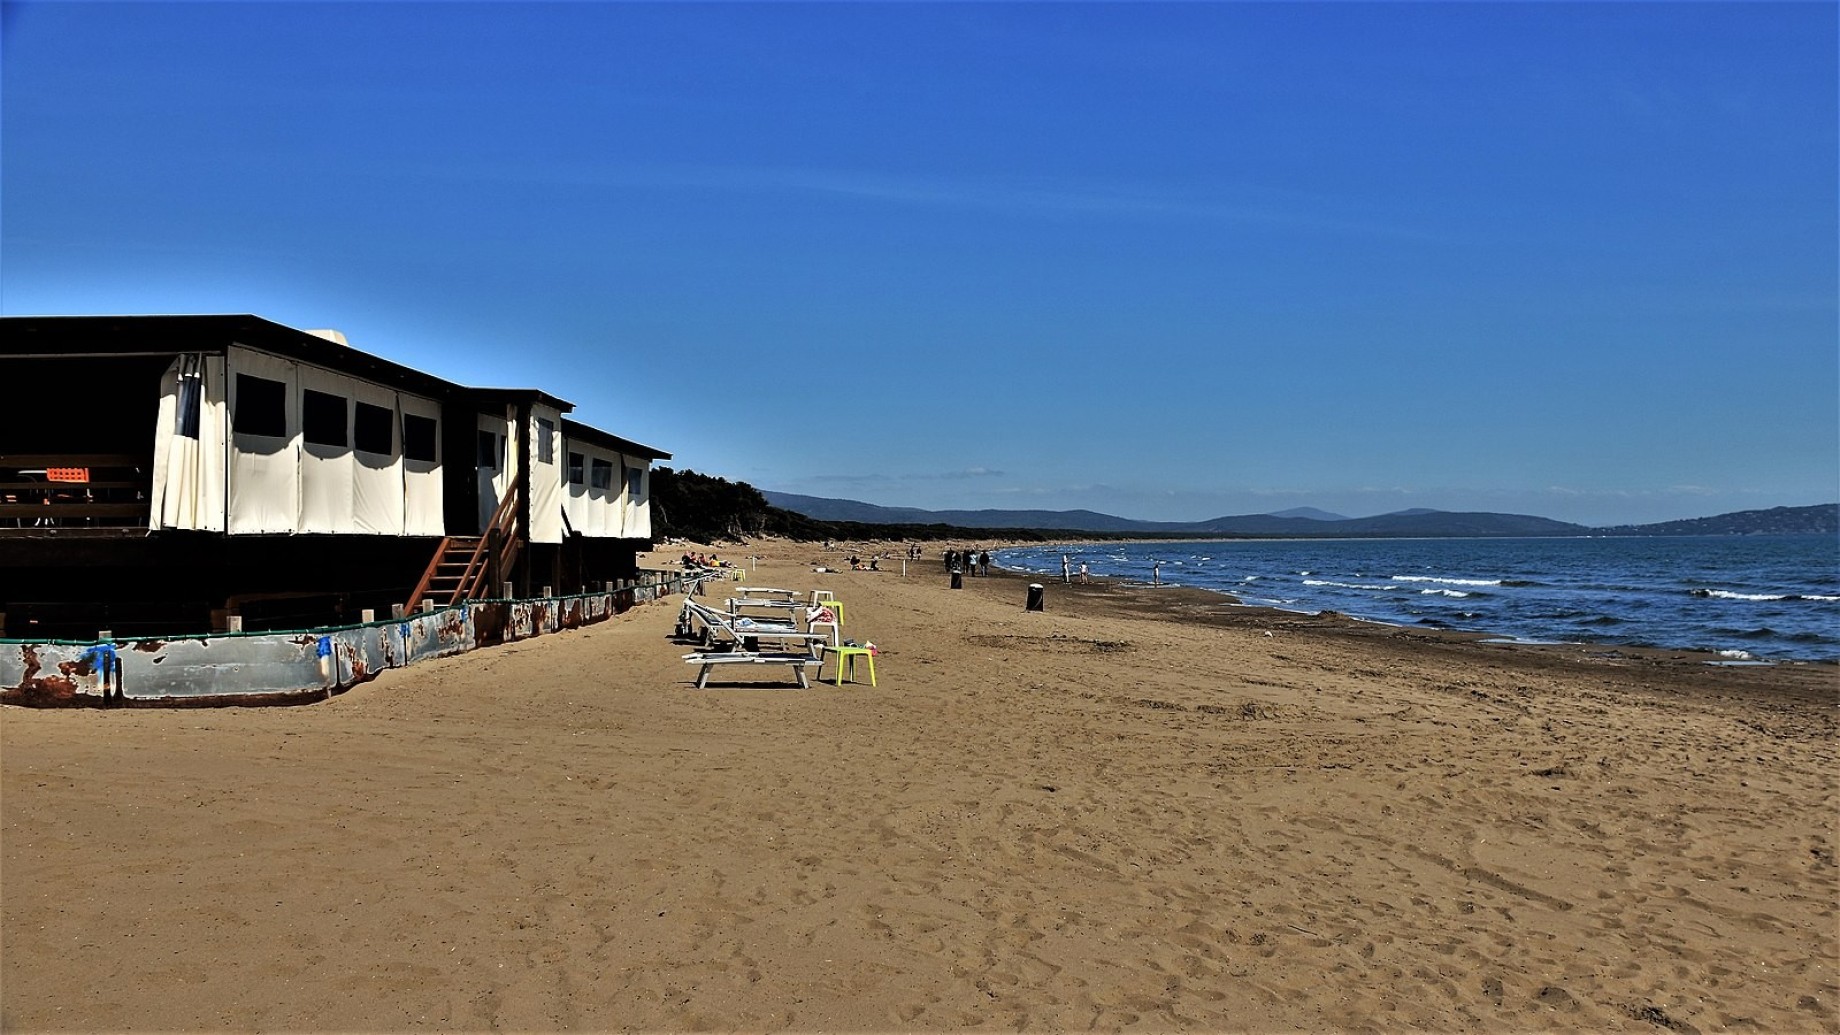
<box><xmin>227</xmin><ymin>616</ymin><xmax>244</xmax><ymax>633</ymax></box>
<box><xmin>391</xmin><ymin>603</ymin><xmax>406</xmax><ymax>619</ymax></box>
<box><xmin>360</xmin><ymin>609</ymin><xmax>376</xmax><ymax>624</ymax></box>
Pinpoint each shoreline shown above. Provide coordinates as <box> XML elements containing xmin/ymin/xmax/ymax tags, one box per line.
<box><xmin>4</xmin><ymin>535</ymin><xmax>1835</xmax><ymax>1031</ymax></box>
<box><xmin>980</xmin><ymin>536</ymin><xmax>1840</xmax><ymax>668</ymax></box>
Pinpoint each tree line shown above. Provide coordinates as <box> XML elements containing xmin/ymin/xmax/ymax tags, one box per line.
<box><xmin>649</xmin><ymin>467</ymin><xmax>1051</xmax><ymax>545</ymax></box>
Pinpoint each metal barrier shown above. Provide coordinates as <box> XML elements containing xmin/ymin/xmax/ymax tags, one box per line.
<box><xmin>1</xmin><ymin>571</ymin><xmax>689</xmax><ymax>707</ymax></box>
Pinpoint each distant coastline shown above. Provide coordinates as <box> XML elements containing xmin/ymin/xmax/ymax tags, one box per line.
<box><xmin>762</xmin><ymin>493</ymin><xmax>1840</xmax><ymax>540</ymax></box>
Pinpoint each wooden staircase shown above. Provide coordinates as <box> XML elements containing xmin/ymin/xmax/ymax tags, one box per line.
<box><xmin>405</xmin><ymin>489</ymin><xmax>522</xmax><ymax>613</ymax></box>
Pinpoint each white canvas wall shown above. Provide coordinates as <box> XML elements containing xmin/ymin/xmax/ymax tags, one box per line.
<box><xmin>148</xmin><ymin>353</ymin><xmax>227</xmax><ymax>532</ymax></box>
<box><xmin>225</xmin><ymin>344</ymin><xmax>446</xmax><ymax>537</ymax></box>
<box><xmin>349</xmin><ymin>376</ymin><xmax>405</xmax><ymax>535</ymax></box>
<box><xmin>528</xmin><ymin>405</ymin><xmax>564</xmax><ymax>545</ymax></box>
<box><xmin>296</xmin><ymin>364</ymin><xmax>356</xmax><ymax>534</ymax></box>
<box><xmin>476</xmin><ymin>410</ymin><xmax>513</xmax><ymax>532</ymax></box>
<box><xmin>561</xmin><ymin>438</ymin><xmax>623</xmax><ymax>538</ymax></box>
<box><xmin>227</xmin><ymin>347</ymin><xmax>301</xmax><ymax>534</ymax></box>
<box><xmin>622</xmin><ymin>457</ymin><xmax>653</xmax><ymax>539</ymax></box>
<box><xmin>400</xmin><ymin>392</ymin><xmax>443</xmax><ymax>536</ymax></box>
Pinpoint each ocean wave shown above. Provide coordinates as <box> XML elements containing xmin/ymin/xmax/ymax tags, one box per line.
<box><xmin>1393</xmin><ymin>575</ymin><xmax>1501</xmax><ymax>587</ymax></box>
<box><xmin>1691</xmin><ymin>589</ymin><xmax>1789</xmax><ymax>601</ymax></box>
<box><xmin>1303</xmin><ymin>579</ymin><xmax>1399</xmax><ymax>591</ymax></box>
<box><xmin>1418</xmin><ymin>588</ymin><xmax>1473</xmax><ymax>598</ymax></box>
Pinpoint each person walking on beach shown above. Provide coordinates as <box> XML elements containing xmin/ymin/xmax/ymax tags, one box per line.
<box><xmin>1079</xmin><ymin>561</ymin><xmax>1089</xmax><ymax>584</ymax></box>
<box><xmin>979</xmin><ymin>550</ymin><xmax>990</xmax><ymax>576</ymax></box>
<box><xmin>1152</xmin><ymin>561</ymin><xmax>1162</xmax><ymax>585</ymax></box>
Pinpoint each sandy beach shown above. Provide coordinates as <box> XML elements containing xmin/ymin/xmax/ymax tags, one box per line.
<box><xmin>3</xmin><ymin>536</ymin><xmax>1835</xmax><ymax>1033</ymax></box>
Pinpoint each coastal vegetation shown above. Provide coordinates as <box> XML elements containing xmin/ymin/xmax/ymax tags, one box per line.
<box><xmin>649</xmin><ymin>467</ymin><xmax>1050</xmax><ymax>545</ymax></box>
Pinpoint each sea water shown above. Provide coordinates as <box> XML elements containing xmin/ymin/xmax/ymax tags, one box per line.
<box><xmin>993</xmin><ymin>535</ymin><xmax>1840</xmax><ymax>663</ymax></box>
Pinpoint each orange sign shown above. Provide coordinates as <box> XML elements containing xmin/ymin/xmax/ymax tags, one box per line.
<box><xmin>45</xmin><ymin>468</ymin><xmax>90</xmax><ymax>483</ymax></box>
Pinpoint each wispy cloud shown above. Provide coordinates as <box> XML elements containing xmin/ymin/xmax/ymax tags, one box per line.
<box><xmin>406</xmin><ymin>159</ymin><xmax>1432</xmax><ymax>240</ymax></box>
<box><xmin>803</xmin><ymin>467</ymin><xmax>1004</xmax><ymax>485</ymax></box>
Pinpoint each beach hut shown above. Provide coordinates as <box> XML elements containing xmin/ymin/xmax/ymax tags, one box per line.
<box><xmin>1</xmin><ymin>315</ymin><xmax>668</xmax><ymax>637</ymax></box>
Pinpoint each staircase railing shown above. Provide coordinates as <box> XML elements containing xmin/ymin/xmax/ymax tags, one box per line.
<box><xmin>405</xmin><ymin>487</ymin><xmax>522</xmax><ymax>612</ymax></box>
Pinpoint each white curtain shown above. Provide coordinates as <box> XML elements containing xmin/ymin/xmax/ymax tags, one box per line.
<box><xmin>349</xmin><ymin>377</ymin><xmax>405</xmax><ymax>535</ymax></box>
<box><xmin>400</xmin><ymin>391</ymin><xmax>444</xmax><ymax>536</ymax></box>
<box><xmin>528</xmin><ymin>405</ymin><xmax>564</xmax><ymax>544</ymax></box>
<box><xmin>227</xmin><ymin>347</ymin><xmax>300</xmax><ymax>534</ymax></box>
<box><xmin>296</xmin><ymin>365</ymin><xmax>355</xmax><ymax>534</ymax></box>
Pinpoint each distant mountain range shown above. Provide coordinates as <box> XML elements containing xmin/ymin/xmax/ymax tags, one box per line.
<box><xmin>761</xmin><ymin>492</ymin><xmax>1839</xmax><ymax>539</ymax></box>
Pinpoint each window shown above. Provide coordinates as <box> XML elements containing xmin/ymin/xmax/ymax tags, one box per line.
<box><xmin>477</xmin><ymin>430</ymin><xmax>499</xmax><ymax>470</ymax></box>
<box><xmin>625</xmin><ymin>465</ymin><xmax>644</xmax><ymax>498</ymax></box>
<box><xmin>302</xmin><ymin>390</ymin><xmax>348</xmax><ymax>447</ymax></box>
<box><xmin>403</xmin><ymin>414</ymin><xmax>438</xmax><ymax>462</ymax></box>
<box><xmin>536</xmin><ymin>417</ymin><xmax>555</xmax><ymax>464</ymax></box>
<box><xmin>233</xmin><ymin>374</ymin><xmax>287</xmax><ymax>437</ymax></box>
<box><xmin>567</xmin><ymin>452</ymin><xmax>585</xmax><ymax>485</ymax></box>
<box><xmin>590</xmin><ymin>457</ymin><xmax>614</xmax><ymax>490</ymax></box>
<box><xmin>353</xmin><ymin>402</ymin><xmax>394</xmax><ymax>454</ymax></box>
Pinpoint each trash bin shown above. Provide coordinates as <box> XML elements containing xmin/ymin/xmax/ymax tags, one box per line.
<box><xmin>950</xmin><ymin>570</ymin><xmax>963</xmax><ymax>589</ymax></box>
<box><xmin>1026</xmin><ymin>583</ymin><xmax>1045</xmax><ymax>612</ymax></box>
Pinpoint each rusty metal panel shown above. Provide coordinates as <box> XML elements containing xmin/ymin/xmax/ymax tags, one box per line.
<box><xmin>116</xmin><ymin>634</ymin><xmax>331</xmax><ymax>700</ymax></box>
<box><xmin>332</xmin><ymin>625</ymin><xmax>400</xmax><ymax>688</ymax></box>
<box><xmin>3</xmin><ymin>577</ymin><xmax>694</xmax><ymax>708</ymax></box>
<box><xmin>507</xmin><ymin>600</ymin><xmax>536</xmax><ymax>641</ymax></box>
<box><xmin>0</xmin><ymin>643</ymin><xmax>117</xmax><ymax>706</ymax></box>
<box><xmin>403</xmin><ymin>608</ymin><xmax>469</xmax><ymax>664</ymax></box>
<box><xmin>470</xmin><ymin>601</ymin><xmax>507</xmax><ymax>648</ymax></box>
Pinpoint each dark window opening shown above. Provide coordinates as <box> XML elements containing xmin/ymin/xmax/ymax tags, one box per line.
<box><xmin>477</xmin><ymin>430</ymin><xmax>499</xmax><ymax>470</ymax></box>
<box><xmin>403</xmin><ymin>414</ymin><xmax>438</xmax><ymax>462</ymax></box>
<box><xmin>536</xmin><ymin>417</ymin><xmax>555</xmax><ymax>464</ymax></box>
<box><xmin>567</xmin><ymin>452</ymin><xmax>585</xmax><ymax>485</ymax></box>
<box><xmin>302</xmin><ymin>390</ymin><xmax>348</xmax><ymax>447</ymax></box>
<box><xmin>176</xmin><ymin>372</ymin><xmax>202</xmax><ymax>440</ymax></box>
<box><xmin>234</xmin><ymin>374</ymin><xmax>287</xmax><ymax>437</ymax></box>
<box><xmin>590</xmin><ymin>457</ymin><xmax>614</xmax><ymax>490</ymax></box>
<box><xmin>353</xmin><ymin>402</ymin><xmax>394</xmax><ymax>454</ymax></box>
<box><xmin>625</xmin><ymin>466</ymin><xmax>644</xmax><ymax>498</ymax></box>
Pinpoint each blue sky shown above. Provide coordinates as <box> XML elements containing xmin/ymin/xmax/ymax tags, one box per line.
<box><xmin>4</xmin><ymin>2</ymin><xmax>1834</xmax><ymax>526</ymax></box>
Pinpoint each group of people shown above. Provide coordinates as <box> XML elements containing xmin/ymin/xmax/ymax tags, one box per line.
<box><xmin>680</xmin><ymin>552</ymin><xmax>732</xmax><ymax>569</ymax></box>
<box><xmin>945</xmin><ymin>548</ymin><xmax>990</xmax><ymax>576</ymax></box>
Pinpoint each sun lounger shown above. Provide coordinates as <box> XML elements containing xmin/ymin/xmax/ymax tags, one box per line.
<box><xmin>734</xmin><ymin>587</ymin><xmax>799</xmax><ymax>600</ymax></box>
<box><xmin>681</xmin><ymin>598</ymin><xmax>829</xmax><ymax>654</ymax></box>
<box><xmin>682</xmin><ymin>650</ymin><xmax>824</xmax><ymax>689</ymax></box>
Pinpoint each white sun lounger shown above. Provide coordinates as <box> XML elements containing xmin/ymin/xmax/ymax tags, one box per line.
<box><xmin>682</xmin><ymin>651</ymin><xmax>823</xmax><ymax>689</ymax></box>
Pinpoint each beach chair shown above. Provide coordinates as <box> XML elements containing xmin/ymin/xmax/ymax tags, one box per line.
<box><xmin>682</xmin><ymin>598</ymin><xmax>829</xmax><ymax>654</ymax></box>
<box><xmin>805</xmin><ymin>602</ymin><xmax>841</xmax><ymax>647</ymax></box>
<box><xmin>682</xmin><ymin>650</ymin><xmax>823</xmax><ymax>689</ymax></box>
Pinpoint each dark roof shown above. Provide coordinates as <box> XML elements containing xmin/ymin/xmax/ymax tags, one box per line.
<box><xmin>463</xmin><ymin>386</ymin><xmax>576</xmax><ymax>413</ymax></box>
<box><xmin>561</xmin><ymin>418</ymin><xmax>671</xmax><ymax>461</ymax></box>
<box><xmin>1</xmin><ymin>314</ymin><xmax>459</xmax><ymax>400</ymax></box>
<box><xmin>2</xmin><ymin>314</ymin><xmax>663</xmax><ymax>458</ymax></box>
